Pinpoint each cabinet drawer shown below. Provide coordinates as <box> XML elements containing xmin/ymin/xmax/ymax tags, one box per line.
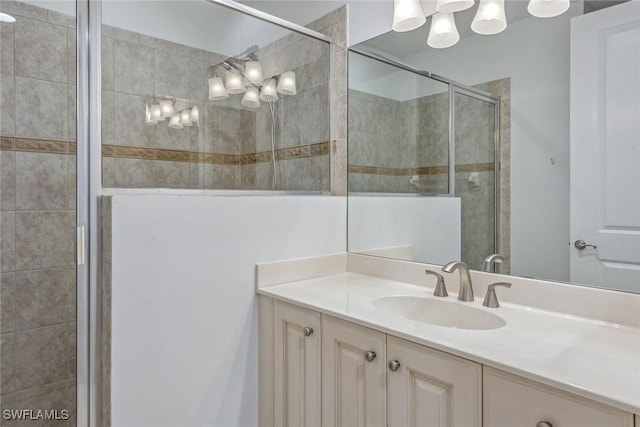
<box><xmin>483</xmin><ymin>367</ymin><xmax>633</xmax><ymax>427</ymax></box>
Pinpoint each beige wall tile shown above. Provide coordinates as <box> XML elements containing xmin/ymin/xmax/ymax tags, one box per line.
<box><xmin>15</xmin><ymin>17</ymin><xmax>68</xmax><ymax>83</ymax></box>
<box><xmin>14</xmin><ymin>268</ymin><xmax>74</xmax><ymax>330</ymax></box>
<box><xmin>1</xmin><ymin>73</ymin><xmax>16</xmax><ymax>136</ymax></box>
<box><xmin>1</xmin><ymin>150</ymin><xmax>16</xmax><ymax>211</ymax></box>
<box><xmin>113</xmin><ymin>92</ymin><xmax>154</xmax><ymax>147</ymax></box>
<box><xmin>102</xmin><ymin>37</ymin><xmax>114</xmax><ymax>91</ymax></box>
<box><xmin>14</xmin><ymin>322</ymin><xmax>75</xmax><ymax>390</ymax></box>
<box><xmin>0</xmin><ymin>1</ymin><xmax>47</xmax><ymax>22</ymax></box>
<box><xmin>1</xmin><ymin>212</ymin><xmax>15</xmax><ymax>272</ymax></box>
<box><xmin>1</xmin><ymin>23</ymin><xmax>15</xmax><ymax>75</ymax></box>
<box><xmin>113</xmin><ymin>40</ymin><xmax>154</xmax><ymax>95</ymax></box>
<box><xmin>15</xmin><ymin>211</ymin><xmax>72</xmax><ymax>270</ymax></box>
<box><xmin>15</xmin><ymin>152</ymin><xmax>69</xmax><ymax>211</ymax></box>
<box><xmin>1</xmin><ymin>332</ymin><xmax>17</xmax><ymax>394</ymax></box>
<box><xmin>15</xmin><ymin>77</ymin><xmax>68</xmax><ymax>140</ymax></box>
<box><xmin>1</xmin><ymin>272</ymin><xmax>16</xmax><ymax>333</ymax></box>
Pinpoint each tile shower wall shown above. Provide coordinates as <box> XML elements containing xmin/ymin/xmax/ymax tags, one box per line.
<box><xmin>102</xmin><ymin>9</ymin><xmax>335</xmax><ymax>191</ymax></box>
<box><xmin>348</xmin><ymin>78</ymin><xmax>511</xmax><ymax>272</ymax></box>
<box><xmin>0</xmin><ymin>1</ymin><xmax>76</xmax><ymax>425</ymax></box>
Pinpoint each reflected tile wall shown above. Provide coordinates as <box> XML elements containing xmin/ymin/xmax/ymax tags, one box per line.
<box><xmin>101</xmin><ymin>7</ymin><xmax>334</xmax><ymax>192</ymax></box>
<box><xmin>0</xmin><ymin>2</ymin><xmax>77</xmax><ymax>424</ymax></box>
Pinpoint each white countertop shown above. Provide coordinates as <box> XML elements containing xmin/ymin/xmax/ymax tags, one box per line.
<box><xmin>258</xmin><ymin>272</ymin><xmax>640</xmax><ymax>414</ymax></box>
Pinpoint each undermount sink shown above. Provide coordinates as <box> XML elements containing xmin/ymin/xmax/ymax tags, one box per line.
<box><xmin>372</xmin><ymin>296</ymin><xmax>506</xmax><ymax>330</ymax></box>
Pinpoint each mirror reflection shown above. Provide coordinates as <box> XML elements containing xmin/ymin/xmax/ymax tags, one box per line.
<box><xmin>347</xmin><ymin>0</ymin><xmax>640</xmax><ymax>293</ymax></box>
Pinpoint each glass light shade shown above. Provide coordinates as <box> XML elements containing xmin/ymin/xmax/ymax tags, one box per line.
<box><xmin>208</xmin><ymin>76</ymin><xmax>228</xmax><ymax>100</ymax></box>
<box><xmin>276</xmin><ymin>71</ymin><xmax>297</xmax><ymax>96</ymax></box>
<box><xmin>427</xmin><ymin>13</ymin><xmax>460</xmax><ymax>49</ymax></box>
<box><xmin>241</xmin><ymin>86</ymin><xmax>260</xmax><ymax>108</ymax></box>
<box><xmin>159</xmin><ymin>99</ymin><xmax>175</xmax><ymax>118</ymax></box>
<box><xmin>145</xmin><ymin>104</ymin><xmax>157</xmax><ymax>125</ymax></box>
<box><xmin>527</xmin><ymin>0</ymin><xmax>569</xmax><ymax>18</ymax></box>
<box><xmin>169</xmin><ymin>114</ymin><xmax>183</xmax><ymax>129</ymax></box>
<box><xmin>180</xmin><ymin>109</ymin><xmax>192</xmax><ymax>127</ymax></box>
<box><xmin>436</xmin><ymin>0</ymin><xmax>474</xmax><ymax>13</ymax></box>
<box><xmin>392</xmin><ymin>0</ymin><xmax>426</xmax><ymax>32</ymax></box>
<box><xmin>259</xmin><ymin>78</ymin><xmax>278</xmax><ymax>102</ymax></box>
<box><xmin>226</xmin><ymin>69</ymin><xmax>245</xmax><ymax>94</ymax></box>
<box><xmin>150</xmin><ymin>103</ymin><xmax>164</xmax><ymax>121</ymax></box>
<box><xmin>0</xmin><ymin>12</ymin><xmax>16</xmax><ymax>23</ymax></box>
<box><xmin>471</xmin><ymin>0</ymin><xmax>507</xmax><ymax>35</ymax></box>
<box><xmin>245</xmin><ymin>60</ymin><xmax>264</xmax><ymax>86</ymax></box>
<box><xmin>190</xmin><ymin>105</ymin><xmax>199</xmax><ymax>124</ymax></box>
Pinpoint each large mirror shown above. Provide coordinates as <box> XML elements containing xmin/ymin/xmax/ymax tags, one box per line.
<box><xmin>347</xmin><ymin>0</ymin><xmax>640</xmax><ymax>293</ymax></box>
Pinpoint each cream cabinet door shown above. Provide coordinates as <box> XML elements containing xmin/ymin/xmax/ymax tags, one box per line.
<box><xmin>321</xmin><ymin>315</ymin><xmax>386</xmax><ymax>427</ymax></box>
<box><xmin>387</xmin><ymin>336</ymin><xmax>482</xmax><ymax>427</ymax></box>
<box><xmin>273</xmin><ymin>300</ymin><xmax>322</xmax><ymax>427</ymax></box>
<box><xmin>483</xmin><ymin>367</ymin><xmax>634</xmax><ymax>427</ymax></box>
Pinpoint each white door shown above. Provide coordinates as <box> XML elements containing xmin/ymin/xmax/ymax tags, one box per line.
<box><xmin>570</xmin><ymin>0</ymin><xmax>640</xmax><ymax>292</ymax></box>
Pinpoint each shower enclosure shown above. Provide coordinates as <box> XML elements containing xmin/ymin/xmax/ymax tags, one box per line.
<box><xmin>347</xmin><ymin>48</ymin><xmax>508</xmax><ymax>271</ymax></box>
<box><xmin>1</xmin><ymin>0</ymin><xmax>333</xmax><ymax>425</ymax></box>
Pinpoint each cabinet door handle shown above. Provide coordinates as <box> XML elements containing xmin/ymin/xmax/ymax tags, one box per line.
<box><xmin>388</xmin><ymin>360</ymin><xmax>400</xmax><ymax>372</ymax></box>
<box><xmin>536</xmin><ymin>422</ymin><xmax>553</xmax><ymax>427</ymax></box>
<box><xmin>303</xmin><ymin>327</ymin><xmax>313</xmax><ymax>337</ymax></box>
<box><xmin>365</xmin><ymin>351</ymin><xmax>376</xmax><ymax>362</ymax></box>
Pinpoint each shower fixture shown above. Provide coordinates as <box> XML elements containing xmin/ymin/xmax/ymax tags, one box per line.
<box><xmin>145</xmin><ymin>96</ymin><xmax>199</xmax><ymax>129</ymax></box>
<box><xmin>207</xmin><ymin>45</ymin><xmax>296</xmax><ymax>109</ymax></box>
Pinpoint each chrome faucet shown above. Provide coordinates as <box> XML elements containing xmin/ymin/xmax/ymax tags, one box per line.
<box><xmin>482</xmin><ymin>253</ymin><xmax>504</xmax><ymax>273</ymax></box>
<box><xmin>442</xmin><ymin>261</ymin><xmax>474</xmax><ymax>302</ymax></box>
<box><xmin>425</xmin><ymin>270</ymin><xmax>448</xmax><ymax>297</ymax></box>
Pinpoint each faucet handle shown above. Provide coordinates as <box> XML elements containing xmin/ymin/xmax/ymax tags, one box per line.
<box><xmin>425</xmin><ymin>270</ymin><xmax>448</xmax><ymax>297</ymax></box>
<box><xmin>483</xmin><ymin>282</ymin><xmax>512</xmax><ymax>308</ymax></box>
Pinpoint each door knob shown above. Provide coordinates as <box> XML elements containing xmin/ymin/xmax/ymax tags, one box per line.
<box><xmin>303</xmin><ymin>327</ymin><xmax>313</xmax><ymax>337</ymax></box>
<box><xmin>365</xmin><ymin>351</ymin><xmax>376</xmax><ymax>362</ymax></box>
<box><xmin>388</xmin><ymin>360</ymin><xmax>400</xmax><ymax>371</ymax></box>
<box><xmin>574</xmin><ymin>240</ymin><xmax>597</xmax><ymax>250</ymax></box>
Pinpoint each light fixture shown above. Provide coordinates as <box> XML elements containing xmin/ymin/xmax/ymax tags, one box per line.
<box><xmin>180</xmin><ymin>109</ymin><xmax>192</xmax><ymax>127</ymax></box>
<box><xmin>245</xmin><ymin>60</ymin><xmax>264</xmax><ymax>86</ymax></box>
<box><xmin>145</xmin><ymin>103</ymin><xmax>157</xmax><ymax>125</ymax></box>
<box><xmin>241</xmin><ymin>86</ymin><xmax>260</xmax><ymax>108</ymax></box>
<box><xmin>159</xmin><ymin>99</ymin><xmax>175</xmax><ymax>118</ymax></box>
<box><xmin>392</xmin><ymin>0</ymin><xmax>426</xmax><ymax>32</ymax></box>
<box><xmin>150</xmin><ymin>103</ymin><xmax>163</xmax><ymax>122</ymax></box>
<box><xmin>471</xmin><ymin>0</ymin><xmax>507</xmax><ymax>35</ymax></box>
<box><xmin>427</xmin><ymin>13</ymin><xmax>460</xmax><ymax>49</ymax></box>
<box><xmin>0</xmin><ymin>13</ymin><xmax>16</xmax><ymax>23</ymax></box>
<box><xmin>208</xmin><ymin>75</ymin><xmax>228</xmax><ymax>100</ymax></box>
<box><xmin>436</xmin><ymin>0</ymin><xmax>474</xmax><ymax>13</ymax></box>
<box><xmin>190</xmin><ymin>105</ymin><xmax>199</xmax><ymax>125</ymax></box>
<box><xmin>277</xmin><ymin>71</ymin><xmax>296</xmax><ymax>96</ymax></box>
<box><xmin>527</xmin><ymin>0</ymin><xmax>570</xmax><ymax>18</ymax></box>
<box><xmin>226</xmin><ymin>69</ymin><xmax>245</xmax><ymax>94</ymax></box>
<box><xmin>169</xmin><ymin>114</ymin><xmax>183</xmax><ymax>129</ymax></box>
<box><xmin>259</xmin><ymin>78</ymin><xmax>278</xmax><ymax>102</ymax></box>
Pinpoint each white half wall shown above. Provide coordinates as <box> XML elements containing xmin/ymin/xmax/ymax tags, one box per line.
<box><xmin>348</xmin><ymin>196</ymin><xmax>461</xmax><ymax>265</ymax></box>
<box><xmin>109</xmin><ymin>195</ymin><xmax>346</xmax><ymax>427</ymax></box>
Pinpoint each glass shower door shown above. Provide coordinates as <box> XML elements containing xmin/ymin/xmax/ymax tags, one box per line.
<box><xmin>453</xmin><ymin>89</ymin><xmax>499</xmax><ymax>271</ymax></box>
<box><xmin>1</xmin><ymin>1</ymin><xmax>79</xmax><ymax>425</ymax></box>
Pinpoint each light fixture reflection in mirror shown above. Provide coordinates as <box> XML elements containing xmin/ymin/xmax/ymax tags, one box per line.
<box><xmin>428</xmin><ymin>12</ymin><xmax>461</xmax><ymax>48</ymax></box>
<box><xmin>349</xmin><ymin>0</ymin><xmax>640</xmax><ymax>294</ymax></box>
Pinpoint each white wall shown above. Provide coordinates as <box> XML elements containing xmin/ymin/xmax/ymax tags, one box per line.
<box><xmin>396</xmin><ymin>7</ymin><xmax>581</xmax><ymax>282</ymax></box>
<box><xmin>348</xmin><ymin>196</ymin><xmax>461</xmax><ymax>265</ymax></box>
<box><xmin>110</xmin><ymin>195</ymin><xmax>346</xmax><ymax>427</ymax></box>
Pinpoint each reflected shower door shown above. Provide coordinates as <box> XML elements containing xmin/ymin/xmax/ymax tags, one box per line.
<box><xmin>453</xmin><ymin>90</ymin><xmax>499</xmax><ymax>271</ymax></box>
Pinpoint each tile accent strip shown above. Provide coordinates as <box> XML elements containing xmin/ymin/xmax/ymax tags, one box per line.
<box><xmin>348</xmin><ymin>162</ymin><xmax>495</xmax><ymax>176</ymax></box>
<box><xmin>1</xmin><ymin>136</ymin><xmax>329</xmax><ymax>165</ymax></box>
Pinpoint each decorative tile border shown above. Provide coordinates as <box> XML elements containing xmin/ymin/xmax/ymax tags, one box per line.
<box><xmin>1</xmin><ymin>136</ymin><xmax>329</xmax><ymax>165</ymax></box>
<box><xmin>348</xmin><ymin>162</ymin><xmax>495</xmax><ymax>176</ymax></box>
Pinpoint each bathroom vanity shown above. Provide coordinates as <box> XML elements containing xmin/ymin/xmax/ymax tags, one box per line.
<box><xmin>257</xmin><ymin>254</ymin><xmax>640</xmax><ymax>426</ymax></box>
